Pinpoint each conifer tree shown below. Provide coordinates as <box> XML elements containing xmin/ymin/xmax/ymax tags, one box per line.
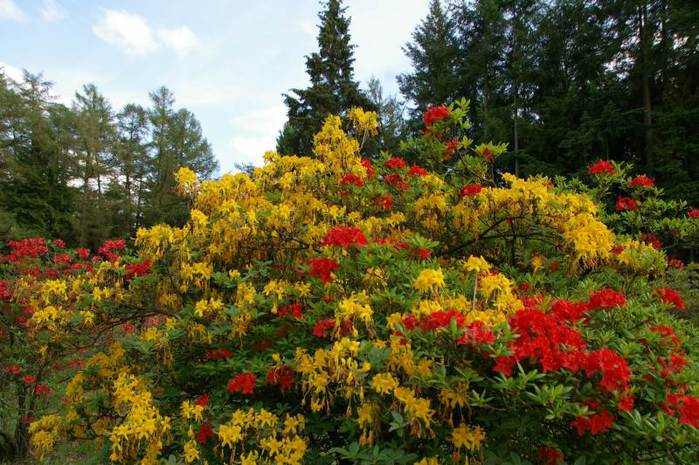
<box><xmin>397</xmin><ymin>0</ymin><xmax>461</xmax><ymax>124</ymax></box>
<box><xmin>278</xmin><ymin>0</ymin><xmax>372</xmax><ymax>156</ymax></box>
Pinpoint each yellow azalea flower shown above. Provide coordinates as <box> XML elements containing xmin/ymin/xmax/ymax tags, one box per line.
<box><xmin>414</xmin><ymin>268</ymin><xmax>445</xmax><ymax>293</ymax></box>
<box><xmin>464</xmin><ymin>255</ymin><xmax>491</xmax><ymax>273</ymax></box>
<box><xmin>452</xmin><ymin>423</ymin><xmax>486</xmax><ymax>451</ymax></box>
<box><xmin>370</xmin><ymin>373</ymin><xmax>399</xmax><ymax>395</ymax></box>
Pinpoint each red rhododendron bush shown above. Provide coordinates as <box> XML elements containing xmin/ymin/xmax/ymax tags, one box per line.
<box><xmin>2</xmin><ymin>103</ymin><xmax>699</xmax><ymax>465</ymax></box>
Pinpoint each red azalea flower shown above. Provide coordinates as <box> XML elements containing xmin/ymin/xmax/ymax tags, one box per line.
<box><xmin>361</xmin><ymin>159</ymin><xmax>375</xmax><ymax>178</ymax></box>
<box><xmin>442</xmin><ymin>139</ymin><xmax>459</xmax><ymax>159</ymax></box>
<box><xmin>384</xmin><ymin>173</ymin><xmax>410</xmax><ymax>192</ymax></box>
<box><xmin>339</xmin><ymin>173</ymin><xmax>364</xmax><ymax>188</ymax></box>
<box><xmin>279</xmin><ymin>303</ymin><xmax>303</xmax><ymax>319</ymax></box>
<box><xmin>194</xmin><ymin>394</ymin><xmax>209</xmax><ymax>407</ymax></box>
<box><xmin>459</xmin><ymin>184</ymin><xmax>482</xmax><ymax>198</ymax></box>
<box><xmin>588</xmin><ymin>160</ymin><xmax>616</xmax><ymax>176</ymax></box>
<box><xmin>667</xmin><ymin>258</ymin><xmax>684</xmax><ymax>269</ymax></box>
<box><xmin>663</xmin><ymin>393</ymin><xmax>699</xmax><ymax>428</ymax></box>
<box><xmin>640</xmin><ymin>232</ymin><xmax>662</xmax><ymax>249</ymax></box>
<box><xmin>423</xmin><ymin>105</ymin><xmax>449</xmax><ymax>126</ymax></box>
<box><xmin>22</xmin><ymin>374</ymin><xmax>37</xmax><ymax>384</ymax></box>
<box><xmin>457</xmin><ymin>321</ymin><xmax>496</xmax><ymax>346</ymax></box>
<box><xmin>227</xmin><ymin>372</ymin><xmax>256</xmax><ymax>395</ymax></box>
<box><xmin>610</xmin><ymin>245</ymin><xmax>625</xmax><ymax>255</ymax></box>
<box><xmin>407</xmin><ymin>165</ymin><xmax>428</xmax><ymax>177</ymax></box>
<box><xmin>384</xmin><ymin>157</ymin><xmax>407</xmax><ymax>170</ymax></box>
<box><xmin>4</xmin><ymin>365</ymin><xmax>21</xmax><ymax>376</ymax></box>
<box><xmin>413</xmin><ymin>247</ymin><xmax>431</xmax><ymax>260</ymax></box>
<box><xmin>615</xmin><ymin>196</ymin><xmax>638</xmax><ymax>212</ymax></box>
<box><xmin>34</xmin><ymin>384</ymin><xmax>51</xmax><ymax>396</ymax></box>
<box><xmin>588</xmin><ymin>289</ymin><xmax>626</xmax><ymax>310</ymax></box>
<box><xmin>321</xmin><ymin>227</ymin><xmax>368</xmax><ymax>248</ymax></box>
<box><xmin>629</xmin><ymin>175</ymin><xmax>654</xmax><ymax>188</ymax></box>
<box><xmin>125</xmin><ymin>260</ymin><xmax>151</xmax><ymax>280</ymax></box>
<box><xmin>374</xmin><ymin>194</ymin><xmax>392</xmax><ymax>210</ymax></box>
<box><xmin>653</xmin><ymin>288</ymin><xmax>685</xmax><ymax>310</ymax></box>
<box><xmin>266</xmin><ymin>366</ymin><xmax>294</xmax><ymax>392</ymax></box>
<box><xmin>53</xmin><ymin>239</ymin><xmax>65</xmax><ymax>248</ymax></box>
<box><xmin>75</xmin><ymin>248</ymin><xmax>90</xmax><ymax>259</ymax></box>
<box><xmin>618</xmin><ymin>395</ymin><xmax>634</xmax><ymax>412</ymax></box>
<box><xmin>538</xmin><ymin>447</ymin><xmax>565</xmax><ymax>465</ymax></box>
<box><xmin>312</xmin><ymin>318</ymin><xmax>335</xmax><ymax>338</ymax></box>
<box><xmin>571</xmin><ymin>409</ymin><xmax>615</xmax><ymax>436</ymax></box>
<box><xmin>480</xmin><ymin>146</ymin><xmax>493</xmax><ymax>161</ymax></box>
<box><xmin>688</xmin><ymin>208</ymin><xmax>699</xmax><ymax>219</ymax></box>
<box><xmin>549</xmin><ymin>299</ymin><xmax>589</xmax><ymax>323</ymax></box>
<box><xmin>196</xmin><ymin>421</ymin><xmax>215</xmax><ymax>444</ymax></box>
<box><xmin>307</xmin><ymin>257</ymin><xmax>340</xmax><ymax>284</ymax></box>
<box><xmin>583</xmin><ymin>348</ymin><xmax>631</xmax><ymax>392</ymax></box>
<box><xmin>208</xmin><ymin>348</ymin><xmax>233</xmax><ymax>361</ymax></box>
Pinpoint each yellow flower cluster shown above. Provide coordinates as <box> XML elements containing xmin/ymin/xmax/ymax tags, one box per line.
<box><xmin>349</xmin><ymin>107</ymin><xmax>379</xmax><ymax>137</ymax></box>
<box><xmin>414</xmin><ymin>268</ymin><xmax>445</xmax><ymax>294</ymax></box>
<box><xmin>110</xmin><ymin>373</ymin><xmax>171</xmax><ymax>465</ymax></box>
<box><xmin>451</xmin><ymin>423</ymin><xmax>486</xmax><ymax>451</ymax></box>
<box><xmin>217</xmin><ymin>408</ymin><xmax>307</xmax><ymax>465</ymax></box>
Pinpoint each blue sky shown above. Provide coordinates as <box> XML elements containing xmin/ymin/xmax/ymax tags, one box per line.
<box><xmin>0</xmin><ymin>0</ymin><xmax>428</xmax><ymax>173</ymax></box>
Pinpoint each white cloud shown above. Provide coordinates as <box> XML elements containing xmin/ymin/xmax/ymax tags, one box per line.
<box><xmin>230</xmin><ymin>104</ymin><xmax>287</xmax><ymax>136</ymax></box>
<box><xmin>158</xmin><ymin>26</ymin><xmax>197</xmax><ymax>57</ymax></box>
<box><xmin>92</xmin><ymin>9</ymin><xmax>159</xmax><ymax>56</ymax></box>
<box><xmin>297</xmin><ymin>19</ymin><xmax>316</xmax><ymax>36</ymax></box>
<box><xmin>40</xmin><ymin>0</ymin><xmax>65</xmax><ymax>22</ymax></box>
<box><xmin>0</xmin><ymin>61</ymin><xmax>23</xmax><ymax>82</ymax></box>
<box><xmin>92</xmin><ymin>9</ymin><xmax>198</xmax><ymax>58</ymax></box>
<box><xmin>0</xmin><ymin>0</ymin><xmax>24</xmax><ymax>21</ymax></box>
<box><xmin>228</xmin><ymin>136</ymin><xmax>274</xmax><ymax>168</ymax></box>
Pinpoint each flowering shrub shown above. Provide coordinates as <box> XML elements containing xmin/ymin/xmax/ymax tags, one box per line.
<box><xmin>21</xmin><ymin>104</ymin><xmax>699</xmax><ymax>465</ymax></box>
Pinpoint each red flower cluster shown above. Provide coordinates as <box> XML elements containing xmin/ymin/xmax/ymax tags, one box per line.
<box><xmin>207</xmin><ymin>348</ymin><xmax>233</xmax><ymax>361</ymax></box>
<box><xmin>423</xmin><ymin>105</ymin><xmax>449</xmax><ymax>126</ymax></box>
<box><xmin>407</xmin><ymin>165</ymin><xmax>428</xmax><ymax>177</ymax></box>
<box><xmin>361</xmin><ymin>159</ymin><xmax>375</xmax><ymax>178</ymax></box>
<box><xmin>584</xmin><ymin>348</ymin><xmax>631</xmax><ymax>392</ymax></box>
<box><xmin>664</xmin><ymin>393</ymin><xmax>699</xmax><ymax>428</ymax></box>
<box><xmin>457</xmin><ymin>321</ymin><xmax>496</xmax><ymax>346</ymax></box>
<box><xmin>629</xmin><ymin>175</ymin><xmax>654</xmax><ymax>188</ymax></box>
<box><xmin>538</xmin><ymin>447</ymin><xmax>565</xmax><ymax>465</ymax></box>
<box><xmin>307</xmin><ymin>257</ymin><xmax>340</xmax><ymax>284</ymax></box>
<box><xmin>312</xmin><ymin>318</ymin><xmax>335</xmax><ymax>338</ymax></box>
<box><xmin>413</xmin><ymin>247</ymin><xmax>431</xmax><ymax>260</ymax></box>
<box><xmin>653</xmin><ymin>288</ymin><xmax>685</xmax><ymax>310</ymax></box>
<box><xmin>571</xmin><ymin>406</ymin><xmax>615</xmax><ymax>436</ymax></box>
<box><xmin>194</xmin><ymin>394</ymin><xmax>209</xmax><ymax>407</ymax></box>
<box><xmin>459</xmin><ymin>184</ymin><xmax>482</xmax><ymax>198</ymax></box>
<box><xmin>227</xmin><ymin>372</ymin><xmax>257</xmax><ymax>395</ymax></box>
<box><xmin>22</xmin><ymin>374</ymin><xmax>37</xmax><ymax>384</ymax></box>
<box><xmin>266</xmin><ymin>366</ymin><xmax>294</xmax><ymax>391</ymax></box>
<box><xmin>384</xmin><ymin>157</ymin><xmax>407</xmax><ymax>170</ymax></box>
<box><xmin>98</xmin><ymin>239</ymin><xmax>126</xmax><ymax>262</ymax></box>
<box><xmin>75</xmin><ymin>248</ymin><xmax>90</xmax><ymax>259</ymax></box>
<box><xmin>384</xmin><ymin>173</ymin><xmax>410</xmax><ymax>192</ymax></box>
<box><xmin>34</xmin><ymin>384</ymin><xmax>51</xmax><ymax>396</ymax></box>
<box><xmin>53</xmin><ymin>239</ymin><xmax>65</xmax><ymax>248</ymax></box>
<box><xmin>125</xmin><ymin>260</ymin><xmax>151</xmax><ymax>280</ymax></box>
<box><xmin>615</xmin><ymin>196</ymin><xmax>638</xmax><ymax>212</ymax></box>
<box><xmin>588</xmin><ymin>289</ymin><xmax>626</xmax><ymax>310</ymax></box>
<box><xmin>550</xmin><ymin>299</ymin><xmax>590</xmax><ymax>323</ymax></box>
<box><xmin>4</xmin><ymin>365</ymin><xmax>21</xmax><ymax>376</ymax></box>
<box><xmin>374</xmin><ymin>194</ymin><xmax>393</xmax><ymax>210</ymax></box>
<box><xmin>641</xmin><ymin>232</ymin><xmax>662</xmax><ymax>249</ymax></box>
<box><xmin>197</xmin><ymin>422</ymin><xmax>215</xmax><ymax>444</ymax></box>
<box><xmin>588</xmin><ymin>160</ymin><xmax>616</xmax><ymax>176</ymax></box>
<box><xmin>321</xmin><ymin>227</ymin><xmax>368</xmax><ymax>249</ymax></box>
<box><xmin>689</xmin><ymin>207</ymin><xmax>699</xmax><ymax>219</ymax></box>
<box><xmin>0</xmin><ymin>280</ymin><xmax>9</xmax><ymax>300</ymax></box>
<box><xmin>6</xmin><ymin>238</ymin><xmax>48</xmax><ymax>262</ymax></box>
<box><xmin>480</xmin><ymin>147</ymin><xmax>493</xmax><ymax>161</ymax></box>
<box><xmin>442</xmin><ymin>139</ymin><xmax>458</xmax><ymax>159</ymax></box>
<box><xmin>339</xmin><ymin>173</ymin><xmax>364</xmax><ymax>188</ymax></box>
<box><xmin>279</xmin><ymin>303</ymin><xmax>303</xmax><ymax>319</ymax></box>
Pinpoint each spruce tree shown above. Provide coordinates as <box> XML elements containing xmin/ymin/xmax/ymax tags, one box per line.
<box><xmin>397</xmin><ymin>0</ymin><xmax>461</xmax><ymax>124</ymax></box>
<box><xmin>278</xmin><ymin>0</ymin><xmax>371</xmax><ymax>156</ymax></box>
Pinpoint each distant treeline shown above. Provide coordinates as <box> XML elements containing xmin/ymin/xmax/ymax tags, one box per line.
<box><xmin>0</xmin><ymin>75</ymin><xmax>218</xmax><ymax>248</ymax></box>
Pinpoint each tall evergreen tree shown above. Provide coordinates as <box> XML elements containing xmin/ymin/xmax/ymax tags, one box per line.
<box><xmin>278</xmin><ymin>0</ymin><xmax>372</xmax><ymax>156</ymax></box>
<box><xmin>397</xmin><ymin>0</ymin><xmax>460</xmax><ymax>125</ymax></box>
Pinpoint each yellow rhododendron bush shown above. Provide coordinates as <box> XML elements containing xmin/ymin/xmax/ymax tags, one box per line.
<box><xmin>25</xmin><ymin>103</ymin><xmax>699</xmax><ymax>465</ymax></box>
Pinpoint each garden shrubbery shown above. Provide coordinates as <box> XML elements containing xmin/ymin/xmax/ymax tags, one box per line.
<box><xmin>2</xmin><ymin>104</ymin><xmax>698</xmax><ymax>464</ymax></box>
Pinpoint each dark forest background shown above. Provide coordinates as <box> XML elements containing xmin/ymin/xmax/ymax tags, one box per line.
<box><xmin>2</xmin><ymin>0</ymin><xmax>697</xmax><ymax>246</ymax></box>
